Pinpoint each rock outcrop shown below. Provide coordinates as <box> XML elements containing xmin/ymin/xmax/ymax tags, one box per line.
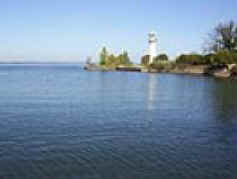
<box><xmin>205</xmin><ymin>64</ymin><xmax>231</xmax><ymax>78</ymax></box>
<box><xmin>231</xmin><ymin>65</ymin><xmax>237</xmax><ymax>78</ymax></box>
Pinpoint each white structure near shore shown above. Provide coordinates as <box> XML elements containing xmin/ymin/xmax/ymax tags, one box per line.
<box><xmin>148</xmin><ymin>31</ymin><xmax>158</xmax><ymax>64</ymax></box>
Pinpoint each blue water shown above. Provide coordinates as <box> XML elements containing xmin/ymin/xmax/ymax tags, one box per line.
<box><xmin>0</xmin><ymin>64</ymin><xmax>237</xmax><ymax>179</ymax></box>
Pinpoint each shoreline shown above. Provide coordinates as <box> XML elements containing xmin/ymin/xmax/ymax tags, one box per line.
<box><xmin>84</xmin><ymin>63</ymin><xmax>237</xmax><ymax>79</ymax></box>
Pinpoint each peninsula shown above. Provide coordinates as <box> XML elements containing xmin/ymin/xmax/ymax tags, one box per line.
<box><xmin>85</xmin><ymin>20</ymin><xmax>237</xmax><ymax>79</ymax></box>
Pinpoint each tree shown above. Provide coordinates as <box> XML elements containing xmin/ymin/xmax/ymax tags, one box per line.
<box><xmin>176</xmin><ymin>53</ymin><xmax>205</xmax><ymax>65</ymax></box>
<box><xmin>205</xmin><ymin>21</ymin><xmax>237</xmax><ymax>53</ymax></box>
<box><xmin>121</xmin><ymin>51</ymin><xmax>131</xmax><ymax>64</ymax></box>
<box><xmin>99</xmin><ymin>48</ymin><xmax>132</xmax><ymax>66</ymax></box>
<box><xmin>107</xmin><ymin>54</ymin><xmax>117</xmax><ymax>65</ymax></box>
<box><xmin>204</xmin><ymin>53</ymin><xmax>215</xmax><ymax>65</ymax></box>
<box><xmin>100</xmin><ymin>47</ymin><xmax>108</xmax><ymax>65</ymax></box>
<box><xmin>153</xmin><ymin>54</ymin><xmax>169</xmax><ymax>63</ymax></box>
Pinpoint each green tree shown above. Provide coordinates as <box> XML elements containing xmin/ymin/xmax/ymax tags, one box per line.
<box><xmin>99</xmin><ymin>48</ymin><xmax>132</xmax><ymax>66</ymax></box>
<box><xmin>157</xmin><ymin>54</ymin><xmax>169</xmax><ymax>61</ymax></box>
<box><xmin>100</xmin><ymin>47</ymin><xmax>108</xmax><ymax>65</ymax></box>
<box><xmin>212</xmin><ymin>50</ymin><xmax>237</xmax><ymax>64</ymax></box>
<box><xmin>121</xmin><ymin>51</ymin><xmax>131</xmax><ymax>64</ymax></box>
<box><xmin>107</xmin><ymin>54</ymin><xmax>117</xmax><ymax>65</ymax></box>
<box><xmin>204</xmin><ymin>53</ymin><xmax>215</xmax><ymax>65</ymax></box>
<box><xmin>176</xmin><ymin>53</ymin><xmax>205</xmax><ymax>65</ymax></box>
<box><xmin>153</xmin><ymin>54</ymin><xmax>169</xmax><ymax>64</ymax></box>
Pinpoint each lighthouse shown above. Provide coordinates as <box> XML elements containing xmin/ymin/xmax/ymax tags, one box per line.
<box><xmin>148</xmin><ymin>31</ymin><xmax>158</xmax><ymax>64</ymax></box>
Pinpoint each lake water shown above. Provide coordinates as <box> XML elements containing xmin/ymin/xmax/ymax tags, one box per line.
<box><xmin>0</xmin><ymin>64</ymin><xmax>237</xmax><ymax>179</ymax></box>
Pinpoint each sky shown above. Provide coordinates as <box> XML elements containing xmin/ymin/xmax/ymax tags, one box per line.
<box><xmin>0</xmin><ymin>0</ymin><xmax>237</xmax><ymax>63</ymax></box>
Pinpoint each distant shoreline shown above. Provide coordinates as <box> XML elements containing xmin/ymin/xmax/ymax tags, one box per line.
<box><xmin>84</xmin><ymin>63</ymin><xmax>237</xmax><ymax>79</ymax></box>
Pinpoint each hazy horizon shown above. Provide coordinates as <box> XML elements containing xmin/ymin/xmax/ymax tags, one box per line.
<box><xmin>1</xmin><ymin>0</ymin><xmax>237</xmax><ymax>63</ymax></box>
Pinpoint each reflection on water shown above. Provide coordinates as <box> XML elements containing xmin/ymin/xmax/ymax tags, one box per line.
<box><xmin>147</xmin><ymin>74</ymin><xmax>158</xmax><ymax>111</ymax></box>
<box><xmin>0</xmin><ymin>65</ymin><xmax>237</xmax><ymax>179</ymax></box>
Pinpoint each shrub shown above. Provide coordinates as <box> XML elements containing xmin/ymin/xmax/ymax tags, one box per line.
<box><xmin>153</xmin><ymin>54</ymin><xmax>169</xmax><ymax>63</ymax></box>
<box><xmin>211</xmin><ymin>51</ymin><xmax>237</xmax><ymax>64</ymax></box>
<box><xmin>176</xmin><ymin>54</ymin><xmax>206</xmax><ymax>65</ymax></box>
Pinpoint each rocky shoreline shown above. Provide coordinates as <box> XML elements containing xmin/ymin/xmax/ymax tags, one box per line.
<box><xmin>84</xmin><ymin>63</ymin><xmax>237</xmax><ymax>79</ymax></box>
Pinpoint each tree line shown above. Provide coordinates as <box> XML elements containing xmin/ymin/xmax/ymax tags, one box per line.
<box><xmin>97</xmin><ymin>20</ymin><xmax>237</xmax><ymax>67</ymax></box>
<box><xmin>141</xmin><ymin>54</ymin><xmax>169</xmax><ymax>65</ymax></box>
<box><xmin>99</xmin><ymin>47</ymin><xmax>132</xmax><ymax>66</ymax></box>
<box><xmin>141</xmin><ymin>20</ymin><xmax>237</xmax><ymax>66</ymax></box>
<box><xmin>175</xmin><ymin>20</ymin><xmax>237</xmax><ymax>65</ymax></box>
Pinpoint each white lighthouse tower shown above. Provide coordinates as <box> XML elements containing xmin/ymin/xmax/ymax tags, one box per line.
<box><xmin>148</xmin><ymin>31</ymin><xmax>158</xmax><ymax>64</ymax></box>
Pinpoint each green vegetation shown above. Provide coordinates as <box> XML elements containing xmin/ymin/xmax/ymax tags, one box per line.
<box><xmin>175</xmin><ymin>21</ymin><xmax>237</xmax><ymax>65</ymax></box>
<box><xmin>141</xmin><ymin>54</ymin><xmax>169</xmax><ymax>66</ymax></box>
<box><xmin>150</xmin><ymin>54</ymin><xmax>171</xmax><ymax>71</ymax></box>
<box><xmin>176</xmin><ymin>54</ymin><xmax>205</xmax><ymax>65</ymax></box>
<box><xmin>99</xmin><ymin>47</ymin><xmax>108</xmax><ymax>65</ymax></box>
<box><xmin>99</xmin><ymin>47</ymin><xmax>132</xmax><ymax>67</ymax></box>
<box><xmin>159</xmin><ymin>21</ymin><xmax>237</xmax><ymax>66</ymax></box>
<box><xmin>149</xmin><ymin>61</ymin><xmax>176</xmax><ymax>72</ymax></box>
<box><xmin>96</xmin><ymin>20</ymin><xmax>237</xmax><ymax>75</ymax></box>
<box><xmin>140</xmin><ymin>54</ymin><xmax>175</xmax><ymax>72</ymax></box>
<box><xmin>175</xmin><ymin>51</ymin><xmax>237</xmax><ymax>65</ymax></box>
<box><xmin>153</xmin><ymin>54</ymin><xmax>169</xmax><ymax>62</ymax></box>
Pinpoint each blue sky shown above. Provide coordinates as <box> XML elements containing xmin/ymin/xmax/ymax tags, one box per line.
<box><xmin>0</xmin><ymin>0</ymin><xmax>237</xmax><ymax>63</ymax></box>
